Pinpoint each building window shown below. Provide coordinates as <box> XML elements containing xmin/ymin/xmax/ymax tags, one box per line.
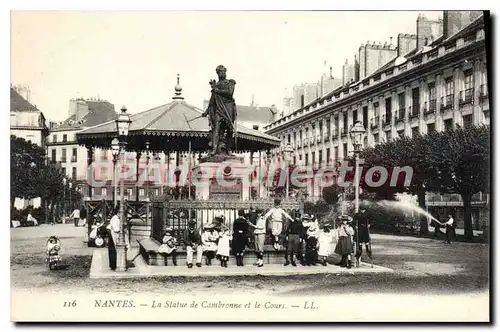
<box><xmin>362</xmin><ymin>106</ymin><xmax>368</xmax><ymax>129</ymax></box>
<box><xmin>464</xmin><ymin>71</ymin><xmax>473</xmax><ymax>90</ymax></box>
<box><xmin>52</xmin><ymin>134</ymin><xmax>57</xmax><ymax>143</ymax></box>
<box><xmin>311</xmin><ymin>152</ymin><xmax>316</xmax><ymax>165</ymax></box>
<box><xmin>343</xmin><ymin>112</ymin><xmax>348</xmax><ymax>134</ymax></box>
<box><xmin>353</xmin><ymin>109</ymin><xmax>358</xmax><ymax>122</ymax></box>
<box><xmin>139</xmin><ymin>188</ymin><xmax>145</xmax><ymax>197</ymax></box>
<box><xmin>398</xmin><ymin>93</ymin><xmax>405</xmax><ymax>110</ymax></box>
<box><xmin>463</xmin><ymin>114</ymin><xmax>473</xmax><ymax>128</ymax></box>
<box><xmin>374</xmin><ymin>102</ymin><xmax>380</xmax><ymax>117</ymax></box>
<box><xmin>299</xmin><ymin>130</ymin><xmax>303</xmax><ymax>142</ymax></box>
<box><xmin>326</xmin><ymin>148</ymin><xmax>331</xmax><ymax>165</ymax></box>
<box><xmin>62</xmin><ymin>167</ymin><xmax>66</xmax><ymax>176</ymax></box>
<box><xmin>62</xmin><ymin>134</ymin><xmax>68</xmax><ymax>142</ymax></box>
<box><xmin>72</xmin><ymin>167</ymin><xmax>77</xmax><ymax>180</ymax></box>
<box><xmin>299</xmin><ymin>154</ymin><xmax>303</xmax><ymax>161</ymax></box>
<box><xmin>300</xmin><ymin>95</ymin><xmax>305</xmax><ymax>108</ymax></box>
<box><xmin>444</xmin><ymin>119</ymin><xmax>454</xmax><ymax>131</ymax></box>
<box><xmin>72</xmin><ymin>148</ymin><xmax>77</xmax><ymax>162</ymax></box>
<box><xmin>253</xmin><ymin>125</ymin><xmax>259</xmax><ymax>130</ymax></box>
<box><xmin>51</xmin><ymin>149</ymin><xmax>56</xmax><ymax>162</ymax></box>
<box><xmin>411</xmin><ymin>126</ymin><xmax>420</xmax><ymax>138</ymax></box>
<box><xmin>61</xmin><ymin>148</ymin><xmax>67</xmax><ymax>163</ymax></box>
<box><xmin>385</xmin><ymin>98</ymin><xmax>392</xmax><ymax>123</ymax></box>
<box><xmin>293</xmin><ymin>156</ymin><xmax>297</xmax><ymax>165</ymax></box>
<box><xmin>319</xmin><ymin>120</ymin><xmax>323</xmax><ymax>138</ymax></box>
<box><xmin>293</xmin><ymin>132</ymin><xmax>296</xmax><ymax>144</ymax></box>
<box><xmin>318</xmin><ymin>150</ymin><xmax>322</xmax><ymax>165</ymax></box>
<box><xmin>429</xmin><ymin>83</ymin><xmax>436</xmax><ymax>100</ymax></box>
<box><xmin>343</xmin><ymin>143</ymin><xmax>348</xmax><ymax>159</ymax></box>
<box><xmin>287</xmin><ymin>134</ymin><xmax>291</xmax><ymax>144</ymax></box>
<box><xmin>427</xmin><ymin>123</ymin><xmax>436</xmax><ymax>134</ymax></box>
<box><xmin>305</xmin><ymin>153</ymin><xmax>309</xmax><ymax>166</ymax></box>
<box><xmin>373</xmin><ymin>133</ymin><xmax>380</xmax><ymax>143</ymax></box>
<box><xmin>412</xmin><ymin>88</ymin><xmax>420</xmax><ymax>108</ymax></box>
<box><xmin>102</xmin><ymin>187</ymin><xmax>108</xmax><ymax>197</ymax></box>
<box><xmin>334</xmin><ymin>147</ymin><xmax>338</xmax><ymax>163</ymax></box>
<box><xmin>445</xmin><ymin>78</ymin><xmax>454</xmax><ymax>96</ymax></box>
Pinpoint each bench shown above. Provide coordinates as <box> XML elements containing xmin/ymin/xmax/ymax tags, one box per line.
<box><xmin>137</xmin><ymin>238</ymin><xmax>174</xmax><ymax>266</ymax></box>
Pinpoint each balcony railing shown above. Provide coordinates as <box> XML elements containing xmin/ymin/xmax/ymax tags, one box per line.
<box><xmin>459</xmin><ymin>88</ymin><xmax>474</xmax><ymax>105</ymax></box>
<box><xmin>440</xmin><ymin>94</ymin><xmax>454</xmax><ymax>110</ymax></box>
<box><xmin>409</xmin><ymin>105</ymin><xmax>420</xmax><ymax>119</ymax></box>
<box><xmin>479</xmin><ymin>84</ymin><xmax>488</xmax><ymax>102</ymax></box>
<box><xmin>383</xmin><ymin>114</ymin><xmax>392</xmax><ymax>126</ymax></box>
<box><xmin>424</xmin><ymin>99</ymin><xmax>436</xmax><ymax>115</ymax></box>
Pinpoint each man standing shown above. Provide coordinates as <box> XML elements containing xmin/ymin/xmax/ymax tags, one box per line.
<box><xmin>353</xmin><ymin>209</ymin><xmax>373</xmax><ymax>265</ymax></box>
<box><xmin>232</xmin><ymin>210</ymin><xmax>249</xmax><ymax>266</ymax></box>
<box><xmin>183</xmin><ymin>219</ymin><xmax>203</xmax><ymax>268</ymax></box>
<box><xmin>202</xmin><ymin>65</ymin><xmax>237</xmax><ymax>156</ymax></box>
<box><xmin>263</xmin><ymin>198</ymin><xmax>294</xmax><ymax>250</ymax></box>
<box><xmin>70</xmin><ymin>207</ymin><xmax>80</xmax><ymax>227</ymax></box>
<box><xmin>444</xmin><ymin>214</ymin><xmax>455</xmax><ymax>244</ymax></box>
<box><xmin>107</xmin><ymin>207</ymin><xmax>120</xmax><ymax>271</ymax></box>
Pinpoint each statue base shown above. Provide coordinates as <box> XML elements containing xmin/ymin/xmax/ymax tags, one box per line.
<box><xmin>200</xmin><ymin>152</ymin><xmax>243</xmax><ymax>164</ymax></box>
<box><xmin>192</xmin><ymin>159</ymin><xmax>253</xmax><ymax>201</ymax></box>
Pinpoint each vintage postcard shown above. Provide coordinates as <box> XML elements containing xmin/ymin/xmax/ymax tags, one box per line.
<box><xmin>10</xmin><ymin>10</ymin><xmax>490</xmax><ymax>322</ymax></box>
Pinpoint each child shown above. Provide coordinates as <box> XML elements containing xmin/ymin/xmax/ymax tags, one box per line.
<box><xmin>247</xmin><ymin>210</ymin><xmax>266</xmax><ymax>267</ymax></box>
<box><xmin>216</xmin><ymin>225</ymin><xmax>232</xmax><ymax>267</ymax></box>
<box><xmin>263</xmin><ymin>198</ymin><xmax>294</xmax><ymax>250</ymax></box>
<box><xmin>46</xmin><ymin>236</ymin><xmax>62</xmax><ymax>270</ymax></box>
<box><xmin>158</xmin><ymin>227</ymin><xmax>178</xmax><ymax>266</ymax></box>
<box><xmin>302</xmin><ymin>215</ymin><xmax>319</xmax><ymax>266</ymax></box>
<box><xmin>334</xmin><ymin>216</ymin><xmax>354</xmax><ymax>269</ymax></box>
<box><xmin>317</xmin><ymin>224</ymin><xmax>336</xmax><ymax>266</ymax></box>
<box><xmin>202</xmin><ymin>224</ymin><xmax>219</xmax><ymax>266</ymax></box>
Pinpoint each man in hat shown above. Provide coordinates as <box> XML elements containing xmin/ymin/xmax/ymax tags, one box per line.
<box><xmin>263</xmin><ymin>198</ymin><xmax>294</xmax><ymax>250</ymax></box>
<box><xmin>183</xmin><ymin>219</ymin><xmax>203</xmax><ymax>268</ymax></box>
<box><xmin>353</xmin><ymin>209</ymin><xmax>373</xmax><ymax>265</ymax></box>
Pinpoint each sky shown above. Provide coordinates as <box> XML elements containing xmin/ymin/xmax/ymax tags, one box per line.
<box><xmin>11</xmin><ymin>10</ymin><xmax>442</xmax><ymax>122</ymax></box>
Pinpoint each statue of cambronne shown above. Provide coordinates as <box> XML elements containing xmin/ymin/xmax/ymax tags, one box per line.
<box><xmin>202</xmin><ymin>65</ymin><xmax>237</xmax><ymax>161</ymax></box>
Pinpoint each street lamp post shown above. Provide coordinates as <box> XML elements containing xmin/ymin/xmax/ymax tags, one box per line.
<box><xmin>349</xmin><ymin>120</ymin><xmax>366</xmax><ymax>268</ymax></box>
<box><xmin>115</xmin><ymin>105</ymin><xmax>132</xmax><ymax>272</ymax></box>
<box><xmin>62</xmin><ymin>178</ymin><xmax>67</xmax><ymax>223</ymax></box>
<box><xmin>69</xmin><ymin>181</ymin><xmax>73</xmax><ymax>212</ymax></box>
<box><xmin>111</xmin><ymin>138</ymin><xmax>120</xmax><ymax>207</ymax></box>
<box><xmin>283</xmin><ymin>144</ymin><xmax>294</xmax><ymax>198</ymax></box>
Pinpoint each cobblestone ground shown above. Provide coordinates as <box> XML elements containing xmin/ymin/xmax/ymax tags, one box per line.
<box><xmin>10</xmin><ymin>224</ymin><xmax>489</xmax><ymax>296</ymax></box>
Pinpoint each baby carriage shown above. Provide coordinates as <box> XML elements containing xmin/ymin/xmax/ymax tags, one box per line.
<box><xmin>45</xmin><ymin>236</ymin><xmax>69</xmax><ymax>270</ymax></box>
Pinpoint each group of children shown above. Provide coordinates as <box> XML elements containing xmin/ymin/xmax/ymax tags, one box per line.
<box><xmin>156</xmin><ymin>199</ymin><xmax>370</xmax><ymax>269</ymax></box>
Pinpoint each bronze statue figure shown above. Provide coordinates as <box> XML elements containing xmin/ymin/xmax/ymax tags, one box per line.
<box><xmin>202</xmin><ymin>65</ymin><xmax>237</xmax><ymax>159</ymax></box>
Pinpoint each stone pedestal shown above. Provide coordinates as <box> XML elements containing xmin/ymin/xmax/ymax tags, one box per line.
<box><xmin>115</xmin><ymin>244</ymin><xmax>127</xmax><ymax>272</ymax></box>
<box><xmin>192</xmin><ymin>159</ymin><xmax>254</xmax><ymax>201</ymax></box>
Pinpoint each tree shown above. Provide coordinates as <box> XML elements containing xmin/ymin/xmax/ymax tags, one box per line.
<box><xmin>10</xmin><ymin>135</ymin><xmax>45</xmax><ymax>207</ymax></box>
<box><xmin>38</xmin><ymin>164</ymin><xmax>66</xmax><ymax>220</ymax></box>
<box><xmin>360</xmin><ymin>136</ymin><xmax>430</xmax><ymax>234</ymax></box>
<box><xmin>423</xmin><ymin>125</ymin><xmax>490</xmax><ymax>239</ymax></box>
